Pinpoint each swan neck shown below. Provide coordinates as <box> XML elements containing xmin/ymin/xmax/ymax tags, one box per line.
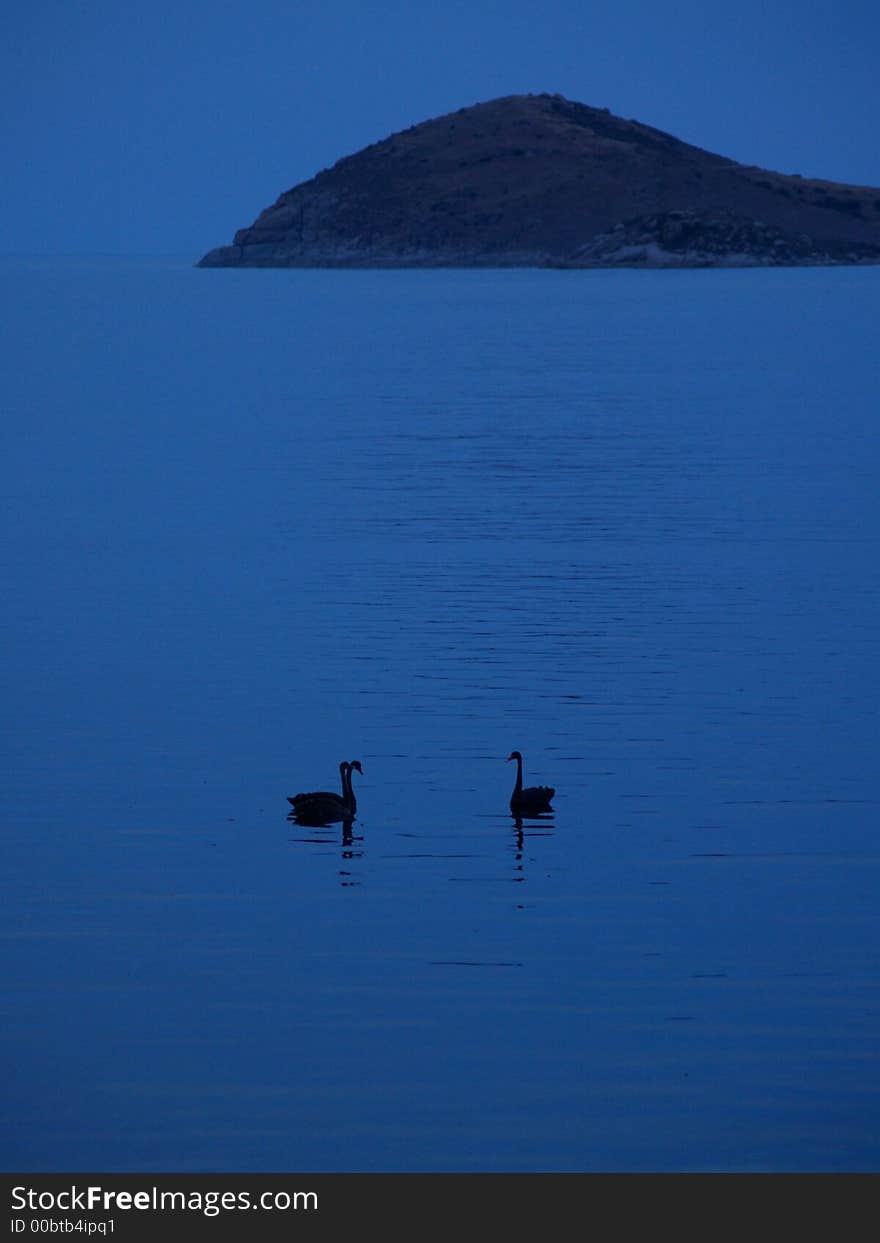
<box><xmin>342</xmin><ymin>763</ymin><xmax>356</xmax><ymax>812</ymax></box>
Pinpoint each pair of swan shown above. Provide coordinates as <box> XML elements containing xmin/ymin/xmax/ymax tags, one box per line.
<box><xmin>287</xmin><ymin>751</ymin><xmax>555</xmax><ymax>821</ymax></box>
<box><xmin>288</xmin><ymin>759</ymin><xmax>363</xmax><ymax>825</ymax></box>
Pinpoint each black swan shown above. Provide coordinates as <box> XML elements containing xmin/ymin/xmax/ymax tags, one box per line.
<box><xmin>288</xmin><ymin>760</ymin><xmax>362</xmax><ymax>822</ymax></box>
<box><xmin>506</xmin><ymin>750</ymin><xmax>554</xmax><ymax>813</ymax></box>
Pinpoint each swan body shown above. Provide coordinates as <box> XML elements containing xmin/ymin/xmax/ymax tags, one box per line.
<box><xmin>506</xmin><ymin>750</ymin><xmax>554</xmax><ymax>813</ymax></box>
<box><xmin>288</xmin><ymin>760</ymin><xmax>362</xmax><ymax>823</ymax></box>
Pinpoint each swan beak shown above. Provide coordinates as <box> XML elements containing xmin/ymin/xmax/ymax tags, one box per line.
<box><xmin>505</xmin><ymin>754</ymin><xmax>514</xmax><ymax>762</ymax></box>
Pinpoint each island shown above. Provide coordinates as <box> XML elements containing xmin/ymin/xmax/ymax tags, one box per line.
<box><xmin>198</xmin><ymin>93</ymin><xmax>880</xmax><ymax>269</ymax></box>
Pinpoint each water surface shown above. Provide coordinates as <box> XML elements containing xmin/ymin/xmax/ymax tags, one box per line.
<box><xmin>2</xmin><ymin>257</ymin><xmax>879</xmax><ymax>1170</ymax></box>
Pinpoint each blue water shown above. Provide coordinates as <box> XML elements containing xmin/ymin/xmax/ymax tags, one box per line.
<box><xmin>2</xmin><ymin>257</ymin><xmax>879</xmax><ymax>1171</ymax></box>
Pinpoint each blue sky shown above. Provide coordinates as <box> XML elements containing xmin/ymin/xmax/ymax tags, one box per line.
<box><xmin>3</xmin><ymin>0</ymin><xmax>879</xmax><ymax>256</ymax></box>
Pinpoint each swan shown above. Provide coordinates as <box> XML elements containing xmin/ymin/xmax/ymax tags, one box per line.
<box><xmin>288</xmin><ymin>760</ymin><xmax>362</xmax><ymax>822</ymax></box>
<box><xmin>506</xmin><ymin>750</ymin><xmax>554</xmax><ymax>813</ymax></box>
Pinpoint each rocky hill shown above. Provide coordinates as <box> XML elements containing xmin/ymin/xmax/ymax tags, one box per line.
<box><xmin>198</xmin><ymin>93</ymin><xmax>880</xmax><ymax>268</ymax></box>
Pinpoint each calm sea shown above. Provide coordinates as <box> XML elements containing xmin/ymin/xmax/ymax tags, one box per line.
<box><xmin>2</xmin><ymin>256</ymin><xmax>879</xmax><ymax>1171</ymax></box>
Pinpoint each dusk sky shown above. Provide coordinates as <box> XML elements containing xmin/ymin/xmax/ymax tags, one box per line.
<box><xmin>4</xmin><ymin>0</ymin><xmax>879</xmax><ymax>257</ymax></box>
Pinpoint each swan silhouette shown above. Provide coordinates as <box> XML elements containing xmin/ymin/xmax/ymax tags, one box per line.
<box><xmin>288</xmin><ymin>760</ymin><xmax>362</xmax><ymax>824</ymax></box>
<box><xmin>506</xmin><ymin>751</ymin><xmax>554</xmax><ymax>814</ymax></box>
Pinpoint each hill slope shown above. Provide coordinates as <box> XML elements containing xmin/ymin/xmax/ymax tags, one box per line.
<box><xmin>198</xmin><ymin>93</ymin><xmax>880</xmax><ymax>268</ymax></box>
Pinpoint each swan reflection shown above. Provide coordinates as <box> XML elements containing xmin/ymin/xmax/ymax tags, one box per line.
<box><xmin>287</xmin><ymin>810</ymin><xmax>365</xmax><ymax>889</ymax></box>
<box><xmin>510</xmin><ymin>811</ymin><xmax>554</xmax><ymax>882</ymax></box>
<box><xmin>339</xmin><ymin>820</ymin><xmax>365</xmax><ymax>886</ymax></box>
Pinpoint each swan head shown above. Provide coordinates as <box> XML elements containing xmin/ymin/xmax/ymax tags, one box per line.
<box><xmin>348</xmin><ymin>760</ymin><xmax>363</xmax><ymax>776</ymax></box>
<box><xmin>506</xmin><ymin>751</ymin><xmax>522</xmax><ymax>763</ymax></box>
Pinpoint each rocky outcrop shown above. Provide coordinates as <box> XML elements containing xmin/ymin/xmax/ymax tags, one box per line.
<box><xmin>198</xmin><ymin>93</ymin><xmax>880</xmax><ymax>269</ymax></box>
<box><xmin>567</xmin><ymin>210</ymin><xmax>880</xmax><ymax>268</ymax></box>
